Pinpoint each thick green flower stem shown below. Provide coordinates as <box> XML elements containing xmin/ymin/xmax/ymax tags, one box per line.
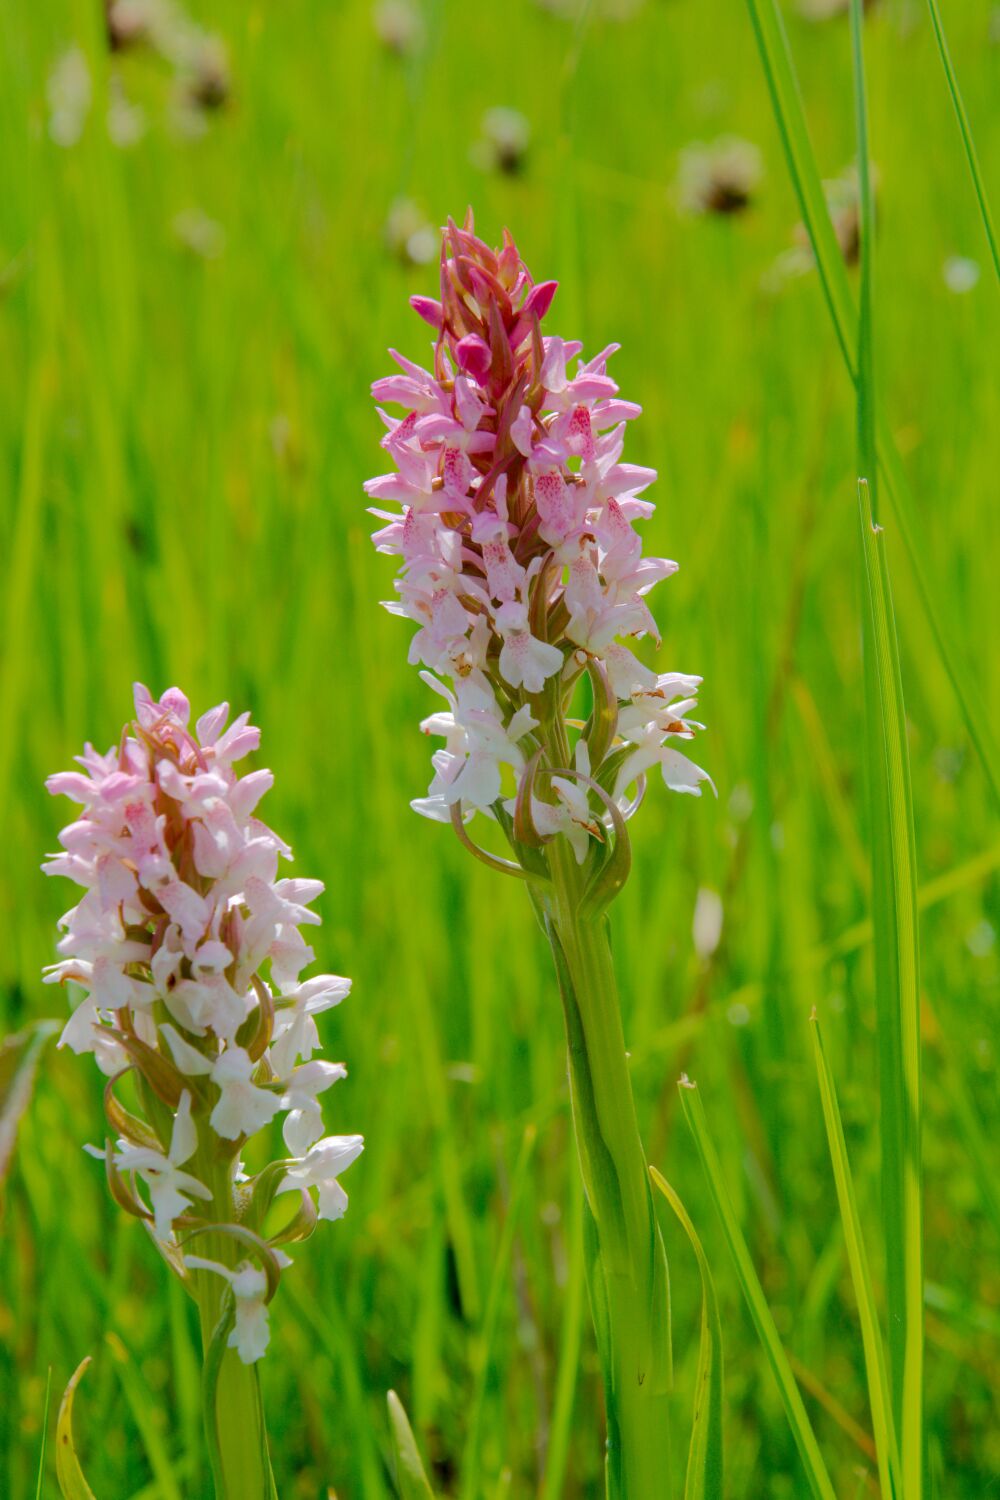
<box><xmin>192</xmin><ymin>1150</ymin><xmax>277</xmax><ymax>1500</ymax></box>
<box><xmin>543</xmin><ymin>833</ymin><xmax>672</xmax><ymax>1499</ymax></box>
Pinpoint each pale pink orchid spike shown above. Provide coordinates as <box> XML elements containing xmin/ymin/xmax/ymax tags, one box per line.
<box><xmin>365</xmin><ymin>214</ymin><xmax>712</xmax><ymax>872</ymax></box>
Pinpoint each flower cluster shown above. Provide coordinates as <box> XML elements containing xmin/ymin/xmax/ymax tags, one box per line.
<box><xmin>366</xmin><ymin>214</ymin><xmax>711</xmax><ymax>867</ymax></box>
<box><xmin>43</xmin><ymin>684</ymin><xmax>362</xmax><ymax>1361</ymax></box>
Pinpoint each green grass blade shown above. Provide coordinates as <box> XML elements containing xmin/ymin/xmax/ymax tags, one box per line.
<box><xmin>55</xmin><ymin>1358</ymin><xmax>97</xmax><ymax>1500</ymax></box>
<box><xmin>856</xmin><ymin>478</ymin><xmax>924</xmax><ymax>1497</ymax></box>
<box><xmin>461</xmin><ymin>1124</ymin><xmax>537</xmax><ymax>1500</ymax></box>
<box><xmin>743</xmin><ymin>0</ymin><xmax>1000</xmax><ymax>806</ymax></box>
<box><xmin>678</xmin><ymin>1080</ymin><xmax>836</xmax><ymax>1500</ymax></box>
<box><xmin>34</xmin><ymin>1367</ymin><xmax>52</xmax><ymax>1500</ymax></box>
<box><xmin>811</xmin><ymin>1014</ymin><xmax>901</xmax><ymax>1499</ymax></box>
<box><xmin>850</xmin><ymin>0</ymin><xmax>876</xmax><ymax>501</ymax></box>
<box><xmin>925</xmin><ymin>0</ymin><xmax>1000</xmax><ymax>285</ymax></box>
<box><xmin>387</xmin><ymin>1391</ymin><xmax>438</xmax><ymax>1500</ymax></box>
<box><xmin>106</xmin><ymin>1333</ymin><xmax>184</xmax><ymax>1500</ymax></box>
<box><xmin>0</xmin><ymin>1021</ymin><xmax>57</xmax><ymax>1187</ymax></box>
<box><xmin>649</xmin><ymin>1167</ymin><xmax>724</xmax><ymax>1500</ymax></box>
<box><xmin>741</xmin><ymin>0</ymin><xmax>856</xmax><ymax>376</ymax></box>
<box><xmin>932</xmin><ymin>1015</ymin><xmax>1000</xmax><ymax>1244</ymax></box>
<box><xmin>539</xmin><ymin>1171</ymin><xmax>586</xmax><ymax>1500</ymax></box>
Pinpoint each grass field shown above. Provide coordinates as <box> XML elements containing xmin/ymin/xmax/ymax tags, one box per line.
<box><xmin>1</xmin><ymin>0</ymin><xmax>998</xmax><ymax>1495</ymax></box>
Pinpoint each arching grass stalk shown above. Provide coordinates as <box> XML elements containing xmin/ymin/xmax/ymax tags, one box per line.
<box><xmin>42</xmin><ymin>685</ymin><xmax>362</xmax><ymax>1498</ymax></box>
<box><xmin>365</xmin><ymin>214</ymin><xmax>713</xmax><ymax>1494</ymax></box>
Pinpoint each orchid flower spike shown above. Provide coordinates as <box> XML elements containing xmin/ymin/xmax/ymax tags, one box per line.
<box><xmin>43</xmin><ymin>683</ymin><xmax>362</xmax><ymax>1365</ymax></box>
<box><xmin>366</xmin><ymin>212</ymin><xmax>712</xmax><ymax>890</ymax></box>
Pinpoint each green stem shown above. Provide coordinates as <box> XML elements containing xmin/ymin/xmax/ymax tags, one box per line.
<box><xmin>192</xmin><ymin>1150</ymin><xmax>277</xmax><ymax>1500</ymax></box>
<box><xmin>540</xmin><ymin>830</ymin><xmax>672</xmax><ymax>1499</ymax></box>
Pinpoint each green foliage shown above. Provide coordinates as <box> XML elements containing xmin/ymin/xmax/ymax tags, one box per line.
<box><xmin>388</xmin><ymin>1390</ymin><xmax>439</xmax><ymax>1500</ymax></box>
<box><xmin>1</xmin><ymin>0</ymin><xmax>997</xmax><ymax>1495</ymax></box>
<box><xmin>56</xmin><ymin>1358</ymin><xmax>97</xmax><ymax>1500</ymax></box>
<box><xmin>679</xmin><ymin>1081</ymin><xmax>836</xmax><ymax>1500</ymax></box>
<box><xmin>811</xmin><ymin>1015</ymin><xmax>900</xmax><ymax>1499</ymax></box>
<box><xmin>650</xmin><ymin>1168</ymin><xmax>724</xmax><ymax>1500</ymax></box>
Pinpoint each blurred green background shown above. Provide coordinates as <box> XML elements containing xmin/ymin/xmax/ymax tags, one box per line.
<box><xmin>1</xmin><ymin>0</ymin><xmax>997</xmax><ymax>1494</ymax></box>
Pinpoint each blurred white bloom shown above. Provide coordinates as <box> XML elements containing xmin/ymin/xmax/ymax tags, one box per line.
<box><xmin>47</xmin><ymin>47</ymin><xmax>92</xmax><ymax>148</ymax></box>
<box><xmin>471</xmin><ymin>107</ymin><xmax>531</xmax><ymax>175</ymax></box>
<box><xmin>943</xmin><ymin>256</ymin><xmax>980</xmax><ymax>295</ymax></box>
<box><xmin>692</xmin><ymin>887</ymin><xmax>724</xmax><ymax>959</ymax></box>
<box><xmin>172</xmin><ymin>208</ymin><xmax>226</xmax><ymax>259</ymax></box>
<box><xmin>107</xmin><ymin>78</ymin><xmax>146</xmax><ymax>148</ymax></box>
<box><xmin>374</xmin><ymin>0</ymin><xmax>423</xmax><ymax>54</ymax></box>
<box><xmin>384</xmin><ymin>198</ymin><xmax>437</xmax><ymax>266</ymax></box>
<box><xmin>677</xmin><ymin>137</ymin><xmax>762</xmax><ymax>216</ymax></box>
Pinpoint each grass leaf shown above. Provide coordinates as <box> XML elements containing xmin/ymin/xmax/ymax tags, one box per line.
<box><xmin>0</xmin><ymin>1022</ymin><xmax>57</xmax><ymax>1191</ymax></box>
<box><xmin>105</xmin><ymin>1332</ymin><xmax>184</xmax><ymax>1500</ymax></box>
<box><xmin>461</xmin><ymin>1124</ymin><xmax>538</xmax><ymax>1498</ymax></box>
<box><xmin>742</xmin><ymin>0</ymin><xmax>1000</xmax><ymax>805</ymax></box>
<box><xmin>925</xmin><ymin>0</ymin><xmax>1000</xmax><ymax>285</ymax></box>
<box><xmin>387</xmin><ymin>1390</ymin><xmax>438</xmax><ymax>1500</ymax></box>
<box><xmin>678</xmin><ymin>1079</ymin><xmax>837</xmax><ymax>1500</ymax></box>
<box><xmin>811</xmin><ymin>1012</ymin><xmax>901</xmax><ymax>1499</ymax></box>
<box><xmin>34</xmin><ymin>1367</ymin><xmax>52</xmax><ymax>1500</ymax></box>
<box><xmin>649</xmin><ymin>1166</ymin><xmax>724</xmax><ymax>1500</ymax></box>
<box><xmin>55</xmin><ymin>1357</ymin><xmax>97</xmax><ymax>1500</ymax></box>
<box><xmin>856</xmin><ymin>479</ymin><xmax>924</xmax><ymax>1495</ymax></box>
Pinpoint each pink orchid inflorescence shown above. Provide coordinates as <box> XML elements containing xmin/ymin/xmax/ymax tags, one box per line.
<box><xmin>366</xmin><ymin>213</ymin><xmax>711</xmax><ymax>873</ymax></box>
<box><xmin>43</xmin><ymin>684</ymin><xmax>362</xmax><ymax>1363</ymax></box>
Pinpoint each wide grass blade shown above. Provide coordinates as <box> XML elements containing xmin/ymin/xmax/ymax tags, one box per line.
<box><xmin>742</xmin><ymin>0</ymin><xmax>1000</xmax><ymax>805</ymax></box>
<box><xmin>678</xmin><ymin>1080</ymin><xmax>836</xmax><ymax>1500</ymax></box>
<box><xmin>55</xmin><ymin>1358</ymin><xmax>97</xmax><ymax>1500</ymax></box>
<box><xmin>856</xmin><ymin>478</ymin><xmax>924</xmax><ymax>1496</ymax></box>
<box><xmin>649</xmin><ymin>1167</ymin><xmax>724</xmax><ymax>1500</ymax></box>
<box><xmin>811</xmin><ymin>1013</ymin><xmax>901</xmax><ymax>1499</ymax></box>
<box><xmin>387</xmin><ymin>1391</ymin><xmax>438</xmax><ymax>1500</ymax></box>
<box><xmin>925</xmin><ymin>0</ymin><xmax>1000</xmax><ymax>285</ymax></box>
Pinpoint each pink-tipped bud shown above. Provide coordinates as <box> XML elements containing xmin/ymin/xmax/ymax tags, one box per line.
<box><xmin>410</xmin><ymin>294</ymin><xmax>443</xmax><ymax>330</ymax></box>
<box><xmin>454</xmin><ymin>333</ymin><xmax>492</xmax><ymax>382</ymax></box>
<box><xmin>524</xmin><ymin>279</ymin><xmax>558</xmax><ymax>322</ymax></box>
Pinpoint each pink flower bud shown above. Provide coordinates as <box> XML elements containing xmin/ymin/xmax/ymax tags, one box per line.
<box><xmin>454</xmin><ymin>333</ymin><xmax>492</xmax><ymax>382</ymax></box>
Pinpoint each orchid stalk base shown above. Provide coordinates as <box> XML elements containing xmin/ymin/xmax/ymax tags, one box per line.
<box><xmin>541</xmin><ymin>838</ymin><xmax>672</xmax><ymax>1500</ymax></box>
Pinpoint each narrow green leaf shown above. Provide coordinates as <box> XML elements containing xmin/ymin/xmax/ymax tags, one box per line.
<box><xmin>387</xmin><ymin>1390</ymin><xmax>437</xmax><ymax>1500</ymax></box>
<box><xmin>539</xmin><ymin>1170</ymin><xmax>586</xmax><ymax>1500</ymax></box>
<box><xmin>649</xmin><ymin>1167</ymin><xmax>724</xmax><ymax>1500</ymax></box>
<box><xmin>105</xmin><ymin>1332</ymin><xmax>184</xmax><ymax>1500</ymax></box>
<box><xmin>857</xmin><ymin>478</ymin><xmax>924</xmax><ymax>1496</ymax></box>
<box><xmin>925</xmin><ymin>0</ymin><xmax>1000</xmax><ymax>285</ymax></box>
<box><xmin>34</xmin><ymin>1367</ymin><xmax>52</xmax><ymax>1500</ymax></box>
<box><xmin>743</xmin><ymin>0</ymin><xmax>1000</xmax><ymax>805</ymax></box>
<box><xmin>811</xmin><ymin>1014</ymin><xmax>901</xmax><ymax>1499</ymax></box>
<box><xmin>850</xmin><ymin>0</ymin><xmax>876</xmax><ymax>502</ymax></box>
<box><xmin>0</xmin><ymin>1021</ymin><xmax>58</xmax><ymax>1190</ymax></box>
<box><xmin>201</xmin><ymin>1288</ymin><xmax>236</xmax><ymax>1500</ymax></box>
<box><xmin>55</xmin><ymin>1357</ymin><xmax>97</xmax><ymax>1500</ymax></box>
<box><xmin>678</xmin><ymin>1079</ymin><xmax>837</xmax><ymax>1500</ymax></box>
<box><xmin>461</xmin><ymin>1124</ymin><xmax>538</xmax><ymax>1499</ymax></box>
